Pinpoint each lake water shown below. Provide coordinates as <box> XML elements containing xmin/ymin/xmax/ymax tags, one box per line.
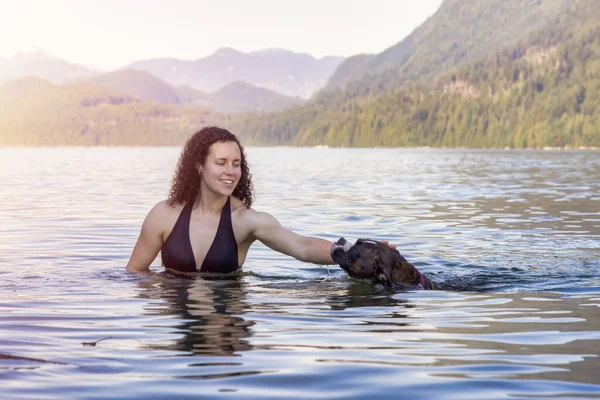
<box><xmin>1</xmin><ymin>147</ymin><xmax>599</xmax><ymax>399</ymax></box>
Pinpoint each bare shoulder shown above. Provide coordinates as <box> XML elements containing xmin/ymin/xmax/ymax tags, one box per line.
<box><xmin>144</xmin><ymin>200</ymin><xmax>183</xmax><ymax>231</ymax></box>
<box><xmin>148</xmin><ymin>199</ymin><xmax>180</xmax><ymax>218</ymax></box>
<box><xmin>229</xmin><ymin>196</ymin><xmax>248</xmax><ymax>214</ymax></box>
<box><xmin>230</xmin><ymin>198</ymin><xmax>280</xmax><ymax>232</ymax></box>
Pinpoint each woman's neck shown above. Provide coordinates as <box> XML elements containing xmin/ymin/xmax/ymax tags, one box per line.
<box><xmin>194</xmin><ymin>190</ymin><xmax>228</xmax><ymax>214</ymax></box>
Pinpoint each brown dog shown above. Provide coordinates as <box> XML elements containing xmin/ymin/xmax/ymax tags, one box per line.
<box><xmin>330</xmin><ymin>238</ymin><xmax>439</xmax><ymax>290</ymax></box>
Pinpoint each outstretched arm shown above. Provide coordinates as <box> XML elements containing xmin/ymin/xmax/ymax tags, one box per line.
<box><xmin>126</xmin><ymin>202</ymin><xmax>166</xmax><ymax>273</ymax></box>
<box><xmin>250</xmin><ymin>211</ymin><xmax>335</xmax><ymax>265</ymax></box>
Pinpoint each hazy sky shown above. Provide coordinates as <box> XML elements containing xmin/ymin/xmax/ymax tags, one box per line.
<box><xmin>0</xmin><ymin>0</ymin><xmax>443</xmax><ymax>71</ymax></box>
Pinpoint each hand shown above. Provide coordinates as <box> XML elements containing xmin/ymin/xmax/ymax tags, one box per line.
<box><xmin>380</xmin><ymin>241</ymin><xmax>397</xmax><ymax>250</ymax></box>
<box><xmin>367</xmin><ymin>237</ymin><xmax>396</xmax><ymax>250</ymax></box>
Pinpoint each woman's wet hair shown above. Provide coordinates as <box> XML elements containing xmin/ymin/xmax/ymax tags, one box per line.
<box><xmin>167</xmin><ymin>126</ymin><xmax>254</xmax><ymax>207</ymax></box>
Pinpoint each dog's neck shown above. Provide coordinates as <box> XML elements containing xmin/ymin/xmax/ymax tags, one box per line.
<box><xmin>388</xmin><ymin>256</ymin><xmax>422</xmax><ymax>287</ymax></box>
<box><xmin>416</xmin><ymin>270</ymin><xmax>434</xmax><ymax>290</ymax></box>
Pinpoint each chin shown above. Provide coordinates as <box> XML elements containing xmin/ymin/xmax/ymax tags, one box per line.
<box><xmin>219</xmin><ymin>186</ymin><xmax>237</xmax><ymax>197</ymax></box>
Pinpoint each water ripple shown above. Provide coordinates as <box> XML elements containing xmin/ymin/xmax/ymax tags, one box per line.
<box><xmin>1</xmin><ymin>148</ymin><xmax>599</xmax><ymax>398</ymax></box>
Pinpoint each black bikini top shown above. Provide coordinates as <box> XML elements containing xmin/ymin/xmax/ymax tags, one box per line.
<box><xmin>161</xmin><ymin>197</ymin><xmax>239</xmax><ymax>273</ymax></box>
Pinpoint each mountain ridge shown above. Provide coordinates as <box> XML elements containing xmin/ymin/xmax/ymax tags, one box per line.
<box><xmin>326</xmin><ymin>0</ymin><xmax>574</xmax><ymax>95</ymax></box>
<box><xmin>127</xmin><ymin>48</ymin><xmax>344</xmax><ymax>99</ymax></box>
<box><xmin>0</xmin><ymin>47</ymin><xmax>344</xmax><ymax>101</ymax></box>
<box><xmin>1</xmin><ymin>0</ymin><xmax>599</xmax><ymax>148</ymax></box>
<box><xmin>84</xmin><ymin>69</ymin><xmax>303</xmax><ymax>112</ymax></box>
<box><xmin>228</xmin><ymin>0</ymin><xmax>600</xmax><ymax>148</ymax></box>
<box><xmin>0</xmin><ymin>49</ymin><xmax>97</xmax><ymax>85</ymax></box>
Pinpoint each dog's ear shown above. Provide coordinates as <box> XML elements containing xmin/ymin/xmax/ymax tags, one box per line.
<box><xmin>374</xmin><ymin>258</ymin><xmax>392</xmax><ymax>286</ymax></box>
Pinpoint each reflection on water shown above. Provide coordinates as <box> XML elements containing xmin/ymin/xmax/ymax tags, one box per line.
<box><xmin>0</xmin><ymin>147</ymin><xmax>599</xmax><ymax>398</ymax></box>
<box><xmin>138</xmin><ymin>275</ymin><xmax>253</xmax><ymax>356</ymax></box>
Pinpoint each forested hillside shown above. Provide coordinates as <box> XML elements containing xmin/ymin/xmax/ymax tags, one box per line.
<box><xmin>1</xmin><ymin>0</ymin><xmax>598</xmax><ymax>147</ymax></box>
<box><xmin>326</xmin><ymin>0</ymin><xmax>573</xmax><ymax>94</ymax></box>
<box><xmin>226</xmin><ymin>0</ymin><xmax>600</xmax><ymax>148</ymax></box>
<box><xmin>89</xmin><ymin>70</ymin><xmax>182</xmax><ymax>105</ymax></box>
<box><xmin>0</xmin><ymin>72</ymin><xmax>303</xmax><ymax>146</ymax></box>
<box><xmin>210</xmin><ymin>81</ymin><xmax>303</xmax><ymax>113</ymax></box>
<box><xmin>0</xmin><ymin>77</ymin><xmax>229</xmax><ymax>146</ymax></box>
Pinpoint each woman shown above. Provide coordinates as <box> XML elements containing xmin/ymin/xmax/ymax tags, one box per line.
<box><xmin>126</xmin><ymin>126</ymin><xmax>336</xmax><ymax>274</ymax></box>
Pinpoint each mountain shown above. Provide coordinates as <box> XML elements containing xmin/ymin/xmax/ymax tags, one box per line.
<box><xmin>0</xmin><ymin>74</ymin><xmax>302</xmax><ymax>145</ymax></box>
<box><xmin>0</xmin><ymin>77</ymin><xmax>228</xmax><ymax>146</ymax></box>
<box><xmin>89</xmin><ymin>69</ymin><xmax>182</xmax><ymax>104</ymax></box>
<box><xmin>210</xmin><ymin>81</ymin><xmax>303</xmax><ymax>113</ymax></box>
<box><xmin>227</xmin><ymin>0</ymin><xmax>600</xmax><ymax>148</ymax></box>
<box><xmin>3</xmin><ymin>0</ymin><xmax>599</xmax><ymax>148</ymax></box>
<box><xmin>326</xmin><ymin>0</ymin><xmax>574</xmax><ymax>94</ymax></box>
<box><xmin>86</xmin><ymin>69</ymin><xmax>302</xmax><ymax>112</ymax></box>
<box><xmin>127</xmin><ymin>48</ymin><xmax>344</xmax><ymax>99</ymax></box>
<box><xmin>174</xmin><ymin>84</ymin><xmax>214</xmax><ymax>107</ymax></box>
<box><xmin>0</xmin><ymin>47</ymin><xmax>334</xmax><ymax>112</ymax></box>
<box><xmin>0</xmin><ymin>76</ymin><xmax>57</xmax><ymax>108</ymax></box>
<box><xmin>0</xmin><ymin>49</ymin><xmax>97</xmax><ymax>85</ymax></box>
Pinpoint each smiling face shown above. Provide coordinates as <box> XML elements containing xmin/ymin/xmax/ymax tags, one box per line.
<box><xmin>199</xmin><ymin>141</ymin><xmax>242</xmax><ymax>197</ymax></box>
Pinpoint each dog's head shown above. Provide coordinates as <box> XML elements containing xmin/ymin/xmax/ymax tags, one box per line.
<box><xmin>331</xmin><ymin>237</ymin><xmax>400</xmax><ymax>284</ymax></box>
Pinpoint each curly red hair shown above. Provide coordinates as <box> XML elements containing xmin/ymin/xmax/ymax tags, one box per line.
<box><xmin>167</xmin><ymin>126</ymin><xmax>254</xmax><ymax>207</ymax></box>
